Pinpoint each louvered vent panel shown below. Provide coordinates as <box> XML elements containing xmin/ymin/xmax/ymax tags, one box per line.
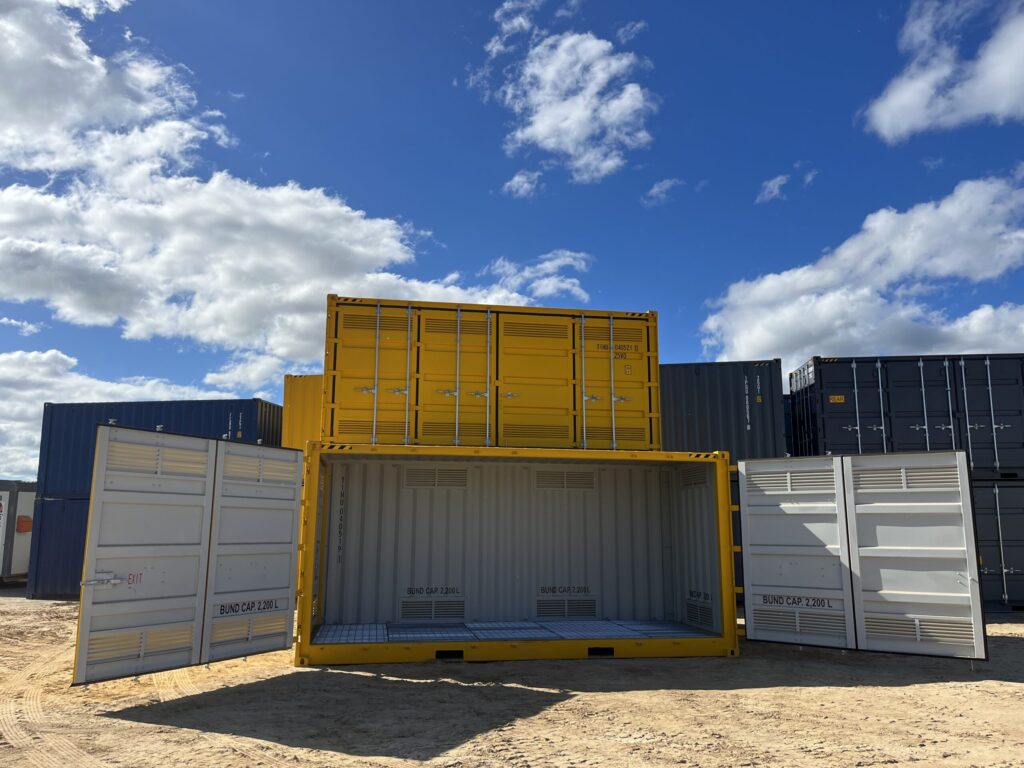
<box><xmin>751</xmin><ymin>608</ymin><xmax>797</xmax><ymax>633</ymax></box>
<box><xmin>224</xmin><ymin>455</ymin><xmax>261</xmax><ymax>481</ymax></box>
<box><xmin>579</xmin><ymin>327</ymin><xmax>644</xmax><ymax>343</ymax></box>
<box><xmin>107</xmin><ymin>443</ymin><xmax>160</xmax><ymax>474</ymax></box>
<box><xmin>503</xmin><ymin>424</ymin><xmax>570</xmax><ymax>439</ymax></box>
<box><xmin>261</xmin><ymin>458</ymin><xmax>298</xmax><ymax>484</ymax></box>
<box><xmin>342</xmin><ymin>314</ymin><xmax>409</xmax><ymax>331</ymax></box>
<box><xmin>159</xmin><ymin>447</ymin><xmax>208</xmax><ymax>477</ymax></box>
<box><xmin>535</xmin><ymin>471</ymin><xmax>596</xmax><ymax>490</ymax></box>
<box><xmin>853</xmin><ymin>468</ymin><xmax>904</xmax><ymax>491</ymax></box>
<box><xmin>504</xmin><ymin>322</ymin><xmax>569</xmax><ymax>339</ymax></box>
<box><xmin>422</xmin><ymin>422</ymin><xmax>487</xmax><ymax>439</ymax></box>
<box><xmin>433</xmin><ymin>600</ymin><xmax>466</xmax><ymax>619</ymax></box>
<box><xmin>144</xmin><ymin>625</ymin><xmax>194</xmax><ymax>653</ymax></box>
<box><xmin>686</xmin><ymin>602</ymin><xmax>713</xmax><ymax>627</ymax></box>
<box><xmin>424</xmin><ymin>318</ymin><xmax>488</xmax><ymax>335</ymax></box>
<box><xmin>88</xmin><ymin>632</ymin><xmax>143</xmax><ymax>662</ymax></box>
<box><xmin>864</xmin><ymin>616</ymin><xmax>917</xmax><ymax>639</ymax></box>
<box><xmin>918</xmin><ymin>619</ymin><xmax>974</xmax><ymax>644</ymax></box>
<box><xmin>678</xmin><ymin>465</ymin><xmax>708</xmax><ymax>487</ymax></box>
<box><xmin>536</xmin><ymin>600</ymin><xmax>566</xmax><ymax>617</ymax></box>
<box><xmin>211</xmin><ymin>618</ymin><xmax>249</xmax><ymax>644</ymax></box>
<box><xmin>566</xmin><ymin>599</ymin><xmax>597</xmax><ymax>617</ymax></box>
<box><xmin>337</xmin><ymin>420</ymin><xmax>406</xmax><ymax>435</ymax></box>
<box><xmin>400</xmin><ymin>601</ymin><xmax>434</xmax><ymax>620</ymax></box>
<box><xmin>586</xmin><ymin>427</ymin><xmax>646</xmax><ymax>441</ymax></box>
<box><xmin>789</xmin><ymin>470</ymin><xmax>835</xmax><ymax>492</ymax></box>
<box><xmin>405</xmin><ymin>468</ymin><xmax>468</xmax><ymax>489</ymax></box>
<box><xmin>747</xmin><ymin>472</ymin><xmax>790</xmax><ymax>493</ymax></box>
<box><xmin>905</xmin><ymin>466</ymin><xmax>960</xmax><ymax>489</ymax></box>
<box><xmin>796</xmin><ymin>612</ymin><xmax>846</xmax><ymax>636</ymax></box>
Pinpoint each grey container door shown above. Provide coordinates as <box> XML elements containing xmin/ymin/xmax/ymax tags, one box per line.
<box><xmin>73</xmin><ymin>426</ymin><xmax>302</xmax><ymax>684</ymax></box>
<box><xmin>740</xmin><ymin>452</ymin><xmax>986</xmax><ymax>659</ymax></box>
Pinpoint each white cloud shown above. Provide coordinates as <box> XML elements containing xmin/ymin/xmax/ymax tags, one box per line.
<box><xmin>755</xmin><ymin>174</ymin><xmax>790</xmax><ymax>203</ymax></box>
<box><xmin>702</xmin><ymin>173</ymin><xmax>1024</xmax><ymax>375</ymax></box>
<box><xmin>866</xmin><ymin>1</ymin><xmax>1024</xmax><ymax>142</ymax></box>
<box><xmin>641</xmin><ymin>177</ymin><xmax>682</xmax><ymax>206</ymax></box>
<box><xmin>803</xmin><ymin>169</ymin><xmax>819</xmax><ymax>187</ymax></box>
<box><xmin>502</xmin><ymin>169</ymin><xmax>543</xmax><ymax>198</ymax></box>
<box><xmin>0</xmin><ymin>1</ymin><xmax>595</xmax><ymax>396</ymax></box>
<box><xmin>616</xmin><ymin>20</ymin><xmax>647</xmax><ymax>44</ymax></box>
<box><xmin>0</xmin><ymin>317</ymin><xmax>42</xmax><ymax>336</ymax></box>
<box><xmin>485</xmin><ymin>0</ymin><xmax>545</xmax><ymax>59</ymax></box>
<box><xmin>204</xmin><ymin>352</ymin><xmax>285</xmax><ymax>390</ymax></box>
<box><xmin>501</xmin><ymin>31</ymin><xmax>656</xmax><ymax>183</ymax></box>
<box><xmin>0</xmin><ymin>348</ymin><xmax>232</xmax><ymax>479</ymax></box>
<box><xmin>484</xmin><ymin>250</ymin><xmax>591</xmax><ymax>302</ymax></box>
<box><xmin>555</xmin><ymin>0</ymin><xmax>583</xmax><ymax>18</ymax></box>
<box><xmin>923</xmin><ymin>155</ymin><xmax>945</xmax><ymax>170</ymax></box>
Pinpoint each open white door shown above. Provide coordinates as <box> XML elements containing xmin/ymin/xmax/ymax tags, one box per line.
<box><xmin>738</xmin><ymin>457</ymin><xmax>855</xmax><ymax>649</ymax></box>
<box><xmin>73</xmin><ymin>427</ymin><xmax>302</xmax><ymax>684</ymax></box>
<box><xmin>843</xmin><ymin>452</ymin><xmax>985</xmax><ymax>659</ymax></box>
<box><xmin>740</xmin><ymin>451</ymin><xmax>986</xmax><ymax>660</ymax></box>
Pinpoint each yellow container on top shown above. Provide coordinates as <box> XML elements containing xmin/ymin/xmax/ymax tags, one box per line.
<box><xmin>321</xmin><ymin>295</ymin><xmax>662</xmax><ymax>451</ymax></box>
<box><xmin>282</xmin><ymin>374</ymin><xmax>323</xmax><ymax>450</ymax></box>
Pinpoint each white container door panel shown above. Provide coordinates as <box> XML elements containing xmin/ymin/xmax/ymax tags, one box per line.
<box><xmin>739</xmin><ymin>457</ymin><xmax>855</xmax><ymax>649</ymax></box>
<box><xmin>843</xmin><ymin>452</ymin><xmax>985</xmax><ymax>659</ymax></box>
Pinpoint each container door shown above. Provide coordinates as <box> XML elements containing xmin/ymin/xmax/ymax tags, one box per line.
<box><xmin>419</xmin><ymin>309</ymin><xmax>493</xmax><ymax>446</ymax></box>
<box><xmin>73</xmin><ymin>427</ymin><xmax>302</xmax><ymax>684</ymax></box>
<box><xmin>956</xmin><ymin>356</ymin><xmax>1024</xmax><ymax>474</ymax></box>
<box><xmin>324</xmin><ymin>303</ymin><xmax>415</xmax><ymax>445</ymax></box>
<box><xmin>577</xmin><ymin>316</ymin><xmax>654</xmax><ymax>450</ymax></box>
<box><xmin>843</xmin><ymin>452</ymin><xmax>986</xmax><ymax>659</ymax></box>
<box><xmin>496</xmin><ymin>313</ymin><xmax>575</xmax><ymax>448</ymax></box>
<box><xmin>738</xmin><ymin>457</ymin><xmax>856</xmax><ymax>649</ymax></box>
<box><xmin>0</xmin><ymin>489</ymin><xmax>9</xmax><ymax>575</ymax></box>
<box><xmin>10</xmin><ymin>490</ymin><xmax>36</xmax><ymax>576</ymax></box>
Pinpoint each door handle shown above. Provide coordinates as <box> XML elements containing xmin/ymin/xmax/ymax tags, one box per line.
<box><xmin>82</xmin><ymin>572</ymin><xmax>124</xmax><ymax>589</ymax></box>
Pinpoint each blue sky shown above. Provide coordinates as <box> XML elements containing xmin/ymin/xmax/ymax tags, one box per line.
<box><xmin>1</xmin><ymin>0</ymin><xmax>1024</xmax><ymax>476</ymax></box>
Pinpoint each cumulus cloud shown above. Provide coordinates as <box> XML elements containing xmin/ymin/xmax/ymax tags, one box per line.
<box><xmin>0</xmin><ymin>348</ymin><xmax>232</xmax><ymax>479</ymax></box>
<box><xmin>502</xmin><ymin>169</ymin><xmax>543</xmax><ymax>198</ymax></box>
<box><xmin>702</xmin><ymin>173</ymin><xmax>1024</xmax><ymax>374</ymax></box>
<box><xmin>866</xmin><ymin>1</ymin><xmax>1024</xmax><ymax>142</ymax></box>
<box><xmin>755</xmin><ymin>174</ymin><xmax>790</xmax><ymax>203</ymax></box>
<box><xmin>616</xmin><ymin>20</ymin><xmax>647</xmax><ymax>44</ymax></box>
<box><xmin>485</xmin><ymin>0</ymin><xmax>545</xmax><ymax>59</ymax></box>
<box><xmin>641</xmin><ymin>177</ymin><xmax>683</xmax><ymax>206</ymax></box>
<box><xmin>0</xmin><ymin>0</ymin><xmax>594</xmax><ymax>392</ymax></box>
<box><xmin>484</xmin><ymin>250</ymin><xmax>592</xmax><ymax>302</ymax></box>
<box><xmin>555</xmin><ymin>0</ymin><xmax>583</xmax><ymax>19</ymax></box>
<box><xmin>500</xmin><ymin>31</ymin><xmax>657</xmax><ymax>182</ymax></box>
<box><xmin>803</xmin><ymin>169</ymin><xmax>819</xmax><ymax>186</ymax></box>
<box><xmin>0</xmin><ymin>317</ymin><xmax>42</xmax><ymax>336</ymax></box>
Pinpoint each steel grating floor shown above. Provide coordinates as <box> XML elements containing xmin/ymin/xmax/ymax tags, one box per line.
<box><xmin>311</xmin><ymin>619</ymin><xmax>715</xmax><ymax>645</ymax></box>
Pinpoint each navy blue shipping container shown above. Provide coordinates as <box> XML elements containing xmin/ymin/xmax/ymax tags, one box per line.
<box><xmin>971</xmin><ymin>480</ymin><xmax>1024</xmax><ymax>608</ymax></box>
<box><xmin>27</xmin><ymin>399</ymin><xmax>281</xmax><ymax>598</ymax></box>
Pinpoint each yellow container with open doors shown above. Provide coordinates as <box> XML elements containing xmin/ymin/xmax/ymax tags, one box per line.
<box><xmin>294</xmin><ymin>442</ymin><xmax>737</xmax><ymax>665</ymax></box>
<box><xmin>321</xmin><ymin>296</ymin><xmax>662</xmax><ymax>452</ymax></box>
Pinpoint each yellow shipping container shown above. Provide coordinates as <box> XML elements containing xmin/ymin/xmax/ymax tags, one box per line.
<box><xmin>321</xmin><ymin>296</ymin><xmax>662</xmax><ymax>450</ymax></box>
<box><xmin>282</xmin><ymin>374</ymin><xmax>323</xmax><ymax>450</ymax></box>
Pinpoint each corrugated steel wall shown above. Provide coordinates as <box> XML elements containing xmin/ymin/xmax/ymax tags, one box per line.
<box><xmin>659</xmin><ymin>361</ymin><xmax>786</xmax><ymax>460</ymax></box>
<box><xmin>282</xmin><ymin>375</ymin><xmax>323</xmax><ymax>450</ymax></box>
<box><xmin>27</xmin><ymin>399</ymin><xmax>282</xmax><ymax>599</ymax></box>
<box><xmin>321</xmin><ymin>456</ymin><xmax>721</xmax><ymax>633</ymax></box>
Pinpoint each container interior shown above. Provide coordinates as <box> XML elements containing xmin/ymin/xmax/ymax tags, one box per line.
<box><xmin>309</xmin><ymin>454</ymin><xmax>726</xmax><ymax>645</ymax></box>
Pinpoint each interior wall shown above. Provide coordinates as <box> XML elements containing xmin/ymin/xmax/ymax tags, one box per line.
<box><xmin>320</xmin><ymin>457</ymin><xmax>721</xmax><ymax>630</ymax></box>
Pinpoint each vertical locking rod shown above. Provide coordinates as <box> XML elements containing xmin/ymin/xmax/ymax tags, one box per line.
<box><xmin>454</xmin><ymin>307</ymin><xmax>461</xmax><ymax>446</ymax></box>
<box><xmin>918</xmin><ymin>358</ymin><xmax>930</xmax><ymax>451</ymax></box>
<box><xmin>485</xmin><ymin>309</ymin><xmax>492</xmax><ymax>447</ymax></box>
<box><xmin>580</xmin><ymin>315</ymin><xmax>588</xmax><ymax>450</ymax></box>
<box><xmin>960</xmin><ymin>359</ymin><xmax>975</xmax><ymax>469</ymax></box>
<box><xmin>403</xmin><ymin>305</ymin><xmax>412</xmax><ymax>445</ymax></box>
<box><xmin>851</xmin><ymin>361</ymin><xmax>863</xmax><ymax>454</ymax></box>
<box><xmin>609</xmin><ymin>315</ymin><xmax>617</xmax><ymax>450</ymax></box>
<box><xmin>876</xmin><ymin>360</ymin><xmax>887</xmax><ymax>453</ymax></box>
<box><xmin>371</xmin><ymin>304</ymin><xmax>381</xmax><ymax>445</ymax></box>
<box><xmin>986</xmin><ymin>357</ymin><xmax>1001</xmax><ymax>470</ymax></box>
<box><xmin>944</xmin><ymin>358</ymin><xmax>956</xmax><ymax>450</ymax></box>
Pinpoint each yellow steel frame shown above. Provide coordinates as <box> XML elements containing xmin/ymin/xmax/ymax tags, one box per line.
<box><xmin>294</xmin><ymin>442</ymin><xmax>738</xmax><ymax>666</ymax></box>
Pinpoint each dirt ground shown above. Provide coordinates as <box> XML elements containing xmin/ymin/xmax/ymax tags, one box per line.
<box><xmin>1</xmin><ymin>585</ymin><xmax>1022</xmax><ymax>768</ymax></box>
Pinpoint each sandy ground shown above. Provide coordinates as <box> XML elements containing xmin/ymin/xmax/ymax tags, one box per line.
<box><xmin>1</xmin><ymin>585</ymin><xmax>1022</xmax><ymax>768</ymax></box>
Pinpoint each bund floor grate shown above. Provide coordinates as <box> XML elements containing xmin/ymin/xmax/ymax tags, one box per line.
<box><xmin>313</xmin><ymin>619</ymin><xmax>713</xmax><ymax>645</ymax></box>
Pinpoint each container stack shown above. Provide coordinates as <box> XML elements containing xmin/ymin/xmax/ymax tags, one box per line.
<box><xmin>28</xmin><ymin>399</ymin><xmax>282</xmax><ymax>598</ymax></box>
<box><xmin>285</xmin><ymin>296</ymin><xmax>739</xmax><ymax>665</ymax></box>
<box><xmin>789</xmin><ymin>354</ymin><xmax>1024</xmax><ymax>608</ymax></box>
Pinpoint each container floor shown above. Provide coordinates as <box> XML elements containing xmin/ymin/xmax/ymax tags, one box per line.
<box><xmin>311</xmin><ymin>619</ymin><xmax>715</xmax><ymax>645</ymax></box>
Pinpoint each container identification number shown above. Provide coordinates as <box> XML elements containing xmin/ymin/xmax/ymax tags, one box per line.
<box><xmin>760</xmin><ymin>594</ymin><xmax>835</xmax><ymax>609</ymax></box>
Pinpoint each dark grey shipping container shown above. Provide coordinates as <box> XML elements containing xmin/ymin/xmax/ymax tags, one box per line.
<box><xmin>660</xmin><ymin>360</ymin><xmax>787</xmax><ymax>600</ymax></box>
<box><xmin>660</xmin><ymin>360</ymin><xmax>786</xmax><ymax>460</ymax></box>
<box><xmin>28</xmin><ymin>399</ymin><xmax>282</xmax><ymax>599</ymax></box>
<box><xmin>971</xmin><ymin>479</ymin><xmax>1024</xmax><ymax>607</ymax></box>
<box><xmin>790</xmin><ymin>354</ymin><xmax>1024</xmax><ymax>478</ymax></box>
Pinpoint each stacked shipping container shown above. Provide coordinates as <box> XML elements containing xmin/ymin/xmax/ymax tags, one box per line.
<box><xmin>790</xmin><ymin>354</ymin><xmax>1024</xmax><ymax>607</ymax></box>
<box><xmin>29</xmin><ymin>399</ymin><xmax>282</xmax><ymax>598</ymax></box>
